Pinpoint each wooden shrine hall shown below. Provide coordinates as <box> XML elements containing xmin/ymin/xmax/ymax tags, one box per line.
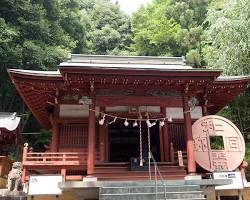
<box><xmin>8</xmin><ymin>55</ymin><xmax>250</xmax><ymax>182</ymax></box>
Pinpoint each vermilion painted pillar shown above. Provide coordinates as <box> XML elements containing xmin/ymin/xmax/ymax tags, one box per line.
<box><xmin>87</xmin><ymin>103</ymin><xmax>96</xmax><ymax>176</ymax></box>
<box><xmin>22</xmin><ymin>144</ymin><xmax>28</xmax><ymax>183</ymax></box>
<box><xmin>161</xmin><ymin>107</ymin><xmax>170</xmax><ymax>162</ymax></box>
<box><xmin>104</xmin><ymin>125</ymin><xmax>109</xmax><ymax>162</ymax></box>
<box><xmin>202</xmin><ymin>95</ymin><xmax>208</xmax><ymax>116</ymax></box>
<box><xmin>51</xmin><ymin>119</ymin><xmax>58</xmax><ymax>152</ymax></box>
<box><xmin>159</xmin><ymin>127</ymin><xmax>165</xmax><ymax>162</ymax></box>
<box><xmin>202</xmin><ymin>104</ymin><xmax>208</xmax><ymax>116</ymax></box>
<box><xmin>162</xmin><ymin>125</ymin><xmax>170</xmax><ymax>162</ymax></box>
<box><xmin>99</xmin><ymin>107</ymin><xmax>105</xmax><ymax>162</ymax></box>
<box><xmin>183</xmin><ymin>95</ymin><xmax>196</xmax><ymax>174</ymax></box>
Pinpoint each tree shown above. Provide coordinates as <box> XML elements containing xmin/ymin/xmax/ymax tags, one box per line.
<box><xmin>0</xmin><ymin>0</ymin><xmax>132</xmax><ymax>154</ymax></box>
<box><xmin>83</xmin><ymin>0</ymin><xmax>132</xmax><ymax>55</ymax></box>
<box><xmin>131</xmin><ymin>0</ymin><xmax>211</xmax><ymax>65</ymax></box>
<box><xmin>0</xmin><ymin>0</ymin><xmax>88</xmax><ymax>113</ymax></box>
<box><xmin>203</xmin><ymin>0</ymin><xmax>250</xmax><ymax>75</ymax></box>
<box><xmin>204</xmin><ymin>0</ymin><xmax>250</xmax><ymax>160</ymax></box>
<box><xmin>0</xmin><ymin>0</ymin><xmax>88</xmax><ymax>155</ymax></box>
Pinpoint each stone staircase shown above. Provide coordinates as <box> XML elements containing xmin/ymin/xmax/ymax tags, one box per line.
<box><xmin>94</xmin><ymin>162</ymin><xmax>186</xmax><ymax>181</ymax></box>
<box><xmin>99</xmin><ymin>181</ymin><xmax>207</xmax><ymax>200</ymax></box>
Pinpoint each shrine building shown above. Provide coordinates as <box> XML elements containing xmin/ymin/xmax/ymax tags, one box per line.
<box><xmin>7</xmin><ymin>55</ymin><xmax>250</xmax><ymax>183</ymax></box>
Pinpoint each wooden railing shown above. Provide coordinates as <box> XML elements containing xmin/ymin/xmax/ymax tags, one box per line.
<box><xmin>23</xmin><ymin>152</ymin><xmax>88</xmax><ymax>166</ymax></box>
<box><xmin>22</xmin><ymin>144</ymin><xmax>101</xmax><ymax>182</ymax></box>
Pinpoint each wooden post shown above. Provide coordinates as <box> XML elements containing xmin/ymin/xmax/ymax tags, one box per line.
<box><xmin>51</xmin><ymin>119</ymin><xmax>59</xmax><ymax>152</ymax></box>
<box><xmin>159</xmin><ymin>127</ymin><xmax>165</xmax><ymax>162</ymax></box>
<box><xmin>104</xmin><ymin>125</ymin><xmax>109</xmax><ymax>162</ymax></box>
<box><xmin>99</xmin><ymin>107</ymin><xmax>105</xmax><ymax>162</ymax></box>
<box><xmin>87</xmin><ymin>102</ymin><xmax>96</xmax><ymax>176</ymax></box>
<box><xmin>61</xmin><ymin>168</ymin><xmax>66</xmax><ymax>181</ymax></box>
<box><xmin>161</xmin><ymin>107</ymin><xmax>170</xmax><ymax>162</ymax></box>
<box><xmin>183</xmin><ymin>95</ymin><xmax>196</xmax><ymax>174</ymax></box>
<box><xmin>0</xmin><ymin>164</ymin><xmax>2</xmax><ymax>177</ymax></box>
<box><xmin>202</xmin><ymin>105</ymin><xmax>208</xmax><ymax>116</ymax></box>
<box><xmin>202</xmin><ymin>92</ymin><xmax>208</xmax><ymax>116</ymax></box>
<box><xmin>170</xmin><ymin>142</ymin><xmax>175</xmax><ymax>163</ymax></box>
<box><xmin>22</xmin><ymin>143</ymin><xmax>29</xmax><ymax>183</ymax></box>
<box><xmin>61</xmin><ymin>151</ymin><xmax>66</xmax><ymax>180</ymax></box>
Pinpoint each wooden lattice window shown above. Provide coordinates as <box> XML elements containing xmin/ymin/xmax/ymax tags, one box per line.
<box><xmin>59</xmin><ymin>123</ymin><xmax>88</xmax><ymax>147</ymax></box>
<box><xmin>168</xmin><ymin>123</ymin><xmax>186</xmax><ymax>151</ymax></box>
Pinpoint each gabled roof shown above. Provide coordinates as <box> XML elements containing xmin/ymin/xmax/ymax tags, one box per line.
<box><xmin>69</xmin><ymin>54</ymin><xmax>186</xmax><ymax>65</ymax></box>
<box><xmin>7</xmin><ymin>55</ymin><xmax>250</xmax><ymax>128</ymax></box>
<box><xmin>7</xmin><ymin>69</ymin><xmax>62</xmax><ymax>78</ymax></box>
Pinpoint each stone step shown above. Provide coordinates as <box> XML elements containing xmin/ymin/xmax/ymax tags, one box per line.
<box><xmin>94</xmin><ymin>164</ymin><xmax>186</xmax><ymax>181</ymax></box>
<box><xmin>100</xmin><ymin>185</ymin><xmax>201</xmax><ymax>193</ymax></box>
<box><xmin>100</xmin><ymin>191</ymin><xmax>205</xmax><ymax>200</ymax></box>
<box><xmin>94</xmin><ymin>167</ymin><xmax>186</xmax><ymax>173</ymax></box>
<box><xmin>99</xmin><ymin>181</ymin><xmax>206</xmax><ymax>200</ymax></box>
<box><xmin>95</xmin><ymin>171</ymin><xmax>186</xmax><ymax>176</ymax></box>
<box><xmin>97</xmin><ymin>174</ymin><xmax>186</xmax><ymax>181</ymax></box>
<box><xmin>100</xmin><ymin>180</ymin><xmax>187</xmax><ymax>187</ymax></box>
<box><xmin>0</xmin><ymin>197</ymin><xmax>27</xmax><ymax>200</ymax></box>
<box><xmin>152</xmin><ymin>199</ymin><xmax>207</xmax><ymax>200</ymax></box>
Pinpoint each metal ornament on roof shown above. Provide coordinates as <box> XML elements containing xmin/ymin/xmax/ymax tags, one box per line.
<box><xmin>192</xmin><ymin>115</ymin><xmax>245</xmax><ymax>172</ymax></box>
<box><xmin>188</xmin><ymin>97</ymin><xmax>199</xmax><ymax>111</ymax></box>
<box><xmin>79</xmin><ymin>96</ymin><xmax>92</xmax><ymax>105</ymax></box>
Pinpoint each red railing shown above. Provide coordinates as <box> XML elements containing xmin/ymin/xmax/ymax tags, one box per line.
<box><xmin>21</xmin><ymin>144</ymin><xmax>101</xmax><ymax>182</ymax></box>
<box><xmin>23</xmin><ymin>152</ymin><xmax>88</xmax><ymax>166</ymax></box>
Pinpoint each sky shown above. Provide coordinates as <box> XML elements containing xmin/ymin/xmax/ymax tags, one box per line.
<box><xmin>111</xmin><ymin>0</ymin><xmax>153</xmax><ymax>15</ymax></box>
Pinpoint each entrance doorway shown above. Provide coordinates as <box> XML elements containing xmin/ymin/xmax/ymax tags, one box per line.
<box><xmin>108</xmin><ymin>122</ymin><xmax>160</xmax><ymax>162</ymax></box>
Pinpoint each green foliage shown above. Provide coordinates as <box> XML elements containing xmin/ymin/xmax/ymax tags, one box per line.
<box><xmin>83</xmin><ymin>0</ymin><xmax>132</xmax><ymax>55</ymax></box>
<box><xmin>209</xmin><ymin>136</ymin><xmax>224</xmax><ymax>150</ymax></box>
<box><xmin>131</xmin><ymin>0</ymin><xmax>210</xmax><ymax>64</ymax></box>
<box><xmin>203</xmin><ymin>0</ymin><xmax>250</xmax><ymax>75</ymax></box>
<box><xmin>204</xmin><ymin>0</ymin><xmax>250</xmax><ymax>162</ymax></box>
<box><xmin>1</xmin><ymin>0</ymin><xmax>250</xmax><ymax>159</ymax></box>
<box><xmin>0</xmin><ymin>0</ymin><xmax>132</xmax><ymax>154</ymax></box>
<box><xmin>0</xmin><ymin>0</ymin><xmax>92</xmax><ymax>113</ymax></box>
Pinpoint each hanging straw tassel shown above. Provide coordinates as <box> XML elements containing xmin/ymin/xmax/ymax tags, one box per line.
<box><xmin>139</xmin><ymin>120</ymin><xmax>143</xmax><ymax>166</ymax></box>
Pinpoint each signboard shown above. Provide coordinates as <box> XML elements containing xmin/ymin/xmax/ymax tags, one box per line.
<box><xmin>28</xmin><ymin>175</ymin><xmax>62</xmax><ymax>195</ymax></box>
<box><xmin>177</xmin><ymin>151</ymin><xmax>184</xmax><ymax>167</ymax></box>
<box><xmin>214</xmin><ymin>171</ymin><xmax>244</xmax><ymax>190</ymax></box>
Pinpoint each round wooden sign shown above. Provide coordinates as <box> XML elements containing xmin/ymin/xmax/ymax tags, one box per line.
<box><xmin>192</xmin><ymin>115</ymin><xmax>245</xmax><ymax>172</ymax></box>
